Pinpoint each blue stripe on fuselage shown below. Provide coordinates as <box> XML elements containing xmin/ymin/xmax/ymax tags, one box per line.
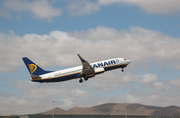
<box><xmin>103</xmin><ymin>64</ymin><xmax>127</xmax><ymax>71</ymax></box>
<box><xmin>32</xmin><ymin>73</ymin><xmax>81</xmax><ymax>83</ymax></box>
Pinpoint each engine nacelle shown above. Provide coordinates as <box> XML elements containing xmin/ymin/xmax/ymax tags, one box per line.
<box><xmin>94</xmin><ymin>68</ymin><xmax>105</xmax><ymax>75</ymax></box>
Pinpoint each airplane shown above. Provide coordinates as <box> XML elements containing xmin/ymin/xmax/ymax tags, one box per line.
<box><xmin>22</xmin><ymin>54</ymin><xmax>131</xmax><ymax>83</ymax></box>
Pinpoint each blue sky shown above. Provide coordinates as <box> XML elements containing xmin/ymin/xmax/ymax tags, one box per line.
<box><xmin>0</xmin><ymin>0</ymin><xmax>180</xmax><ymax>115</ymax></box>
<box><xmin>1</xmin><ymin>0</ymin><xmax>180</xmax><ymax>37</ymax></box>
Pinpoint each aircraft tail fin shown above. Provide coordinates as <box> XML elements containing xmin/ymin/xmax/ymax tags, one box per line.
<box><xmin>22</xmin><ymin>57</ymin><xmax>52</xmax><ymax>76</ymax></box>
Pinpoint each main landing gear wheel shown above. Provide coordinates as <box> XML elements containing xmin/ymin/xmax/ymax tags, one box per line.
<box><xmin>84</xmin><ymin>78</ymin><xmax>88</xmax><ymax>81</ymax></box>
<box><xmin>79</xmin><ymin>79</ymin><xmax>83</xmax><ymax>83</ymax></box>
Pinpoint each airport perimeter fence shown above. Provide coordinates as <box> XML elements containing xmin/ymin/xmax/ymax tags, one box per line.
<box><xmin>16</xmin><ymin>115</ymin><xmax>180</xmax><ymax>118</ymax></box>
<box><xmin>0</xmin><ymin>116</ymin><xmax>19</xmax><ymax>118</ymax></box>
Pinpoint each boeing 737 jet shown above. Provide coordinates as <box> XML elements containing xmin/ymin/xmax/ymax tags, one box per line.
<box><xmin>22</xmin><ymin>54</ymin><xmax>131</xmax><ymax>83</ymax></box>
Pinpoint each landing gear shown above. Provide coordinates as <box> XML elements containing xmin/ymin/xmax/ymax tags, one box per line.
<box><xmin>79</xmin><ymin>77</ymin><xmax>89</xmax><ymax>83</ymax></box>
<box><xmin>84</xmin><ymin>78</ymin><xmax>88</xmax><ymax>81</ymax></box>
<box><xmin>79</xmin><ymin>79</ymin><xmax>83</xmax><ymax>83</ymax></box>
<box><xmin>121</xmin><ymin>68</ymin><xmax>124</xmax><ymax>72</ymax></box>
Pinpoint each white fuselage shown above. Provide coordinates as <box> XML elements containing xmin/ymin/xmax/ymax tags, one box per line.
<box><xmin>32</xmin><ymin>58</ymin><xmax>131</xmax><ymax>83</ymax></box>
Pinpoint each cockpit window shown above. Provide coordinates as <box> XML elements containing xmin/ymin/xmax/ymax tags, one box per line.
<box><xmin>124</xmin><ymin>59</ymin><xmax>126</xmax><ymax>60</ymax></box>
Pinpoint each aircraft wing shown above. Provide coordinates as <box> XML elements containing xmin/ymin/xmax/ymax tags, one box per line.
<box><xmin>77</xmin><ymin>54</ymin><xmax>95</xmax><ymax>78</ymax></box>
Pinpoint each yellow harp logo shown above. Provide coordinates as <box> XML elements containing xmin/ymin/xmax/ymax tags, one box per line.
<box><xmin>28</xmin><ymin>64</ymin><xmax>37</xmax><ymax>74</ymax></box>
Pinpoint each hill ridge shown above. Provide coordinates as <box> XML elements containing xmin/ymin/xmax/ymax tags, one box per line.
<box><xmin>40</xmin><ymin>103</ymin><xmax>180</xmax><ymax>116</ymax></box>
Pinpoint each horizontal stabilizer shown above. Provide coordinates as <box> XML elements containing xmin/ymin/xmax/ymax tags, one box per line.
<box><xmin>31</xmin><ymin>75</ymin><xmax>42</xmax><ymax>79</ymax></box>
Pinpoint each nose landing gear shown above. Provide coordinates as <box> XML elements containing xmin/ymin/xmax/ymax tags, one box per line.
<box><xmin>121</xmin><ymin>68</ymin><xmax>124</xmax><ymax>72</ymax></box>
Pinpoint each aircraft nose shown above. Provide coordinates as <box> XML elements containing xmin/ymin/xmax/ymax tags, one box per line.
<box><xmin>127</xmin><ymin>60</ymin><xmax>131</xmax><ymax>64</ymax></box>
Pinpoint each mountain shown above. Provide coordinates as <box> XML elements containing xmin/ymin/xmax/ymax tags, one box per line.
<box><xmin>68</xmin><ymin>107</ymin><xmax>102</xmax><ymax>115</ymax></box>
<box><xmin>151</xmin><ymin>106</ymin><xmax>180</xmax><ymax>116</ymax></box>
<box><xmin>90</xmin><ymin>103</ymin><xmax>158</xmax><ymax>115</ymax></box>
<box><xmin>40</xmin><ymin>103</ymin><xmax>180</xmax><ymax>116</ymax></box>
<box><xmin>42</xmin><ymin>107</ymin><xmax>67</xmax><ymax>114</ymax></box>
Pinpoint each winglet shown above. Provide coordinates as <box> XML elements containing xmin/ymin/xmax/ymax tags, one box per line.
<box><xmin>77</xmin><ymin>54</ymin><xmax>86</xmax><ymax>62</ymax></box>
